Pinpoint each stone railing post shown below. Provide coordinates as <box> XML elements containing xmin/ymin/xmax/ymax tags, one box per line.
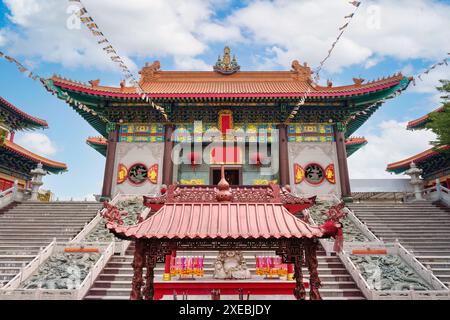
<box><xmin>435</xmin><ymin>178</ymin><xmax>442</xmax><ymax>200</ymax></box>
<box><xmin>30</xmin><ymin>163</ymin><xmax>47</xmax><ymax>201</ymax></box>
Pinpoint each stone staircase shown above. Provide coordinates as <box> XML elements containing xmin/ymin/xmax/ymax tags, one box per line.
<box><xmin>0</xmin><ymin>201</ymin><xmax>101</xmax><ymax>287</ymax></box>
<box><xmin>85</xmin><ymin>244</ymin><xmax>365</xmax><ymax>300</ymax></box>
<box><xmin>349</xmin><ymin>201</ymin><xmax>450</xmax><ymax>288</ymax></box>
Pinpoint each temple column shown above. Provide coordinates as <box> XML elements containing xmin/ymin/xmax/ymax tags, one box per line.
<box><xmin>162</xmin><ymin>124</ymin><xmax>175</xmax><ymax>186</ymax></box>
<box><xmin>277</xmin><ymin>124</ymin><xmax>290</xmax><ymax>187</ymax></box>
<box><xmin>101</xmin><ymin>123</ymin><xmax>119</xmax><ymax>201</ymax></box>
<box><xmin>334</xmin><ymin>123</ymin><xmax>351</xmax><ymax>199</ymax></box>
<box><xmin>163</xmin><ymin>251</ymin><xmax>172</xmax><ymax>281</ymax></box>
<box><xmin>130</xmin><ymin>240</ymin><xmax>145</xmax><ymax>300</ymax></box>
<box><xmin>143</xmin><ymin>247</ymin><xmax>157</xmax><ymax>300</ymax></box>
<box><xmin>305</xmin><ymin>240</ymin><xmax>322</xmax><ymax>300</ymax></box>
<box><xmin>292</xmin><ymin>247</ymin><xmax>306</xmax><ymax>300</ymax></box>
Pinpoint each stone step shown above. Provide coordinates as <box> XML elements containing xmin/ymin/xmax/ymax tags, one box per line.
<box><xmin>84</xmin><ymin>294</ymin><xmax>366</xmax><ymax>300</ymax></box>
<box><xmin>0</xmin><ymin>266</ymin><xmax>22</xmax><ymax>273</ymax></box>
<box><xmin>105</xmin><ymin>261</ymin><xmax>345</xmax><ymax>269</ymax></box>
<box><xmin>85</xmin><ymin>287</ymin><xmax>363</xmax><ymax>298</ymax></box>
<box><xmin>402</xmin><ymin>251</ymin><xmax>450</xmax><ymax>256</ymax></box>
<box><xmin>416</xmin><ymin>256</ymin><xmax>450</xmax><ymax>261</ymax></box>
<box><xmin>0</xmin><ymin>230</ymin><xmax>81</xmax><ymax>235</ymax></box>
<box><xmin>0</xmin><ymin>224</ymin><xmax>91</xmax><ymax>228</ymax></box>
<box><xmin>427</xmin><ymin>269</ymin><xmax>450</xmax><ymax>275</ymax></box>
<box><xmin>96</xmin><ymin>273</ymin><xmax>355</xmax><ymax>283</ymax></box>
<box><xmin>100</xmin><ymin>267</ymin><xmax>350</xmax><ymax>275</ymax></box>
<box><xmin>91</xmin><ymin>280</ymin><xmax>359</xmax><ymax>290</ymax></box>
<box><xmin>354</xmin><ymin>215</ymin><xmax>450</xmax><ymax>219</ymax></box>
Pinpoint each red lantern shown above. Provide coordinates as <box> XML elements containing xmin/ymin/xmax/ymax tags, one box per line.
<box><xmin>187</xmin><ymin>151</ymin><xmax>201</xmax><ymax>171</ymax></box>
<box><xmin>250</xmin><ymin>152</ymin><xmax>265</xmax><ymax>167</ymax></box>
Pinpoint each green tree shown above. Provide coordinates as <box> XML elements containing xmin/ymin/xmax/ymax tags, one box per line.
<box><xmin>426</xmin><ymin>80</ymin><xmax>450</xmax><ymax>149</ymax></box>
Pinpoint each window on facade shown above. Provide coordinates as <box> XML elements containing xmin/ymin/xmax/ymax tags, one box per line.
<box><xmin>128</xmin><ymin>163</ymin><xmax>148</xmax><ymax>185</ymax></box>
<box><xmin>305</xmin><ymin>164</ymin><xmax>325</xmax><ymax>185</ymax></box>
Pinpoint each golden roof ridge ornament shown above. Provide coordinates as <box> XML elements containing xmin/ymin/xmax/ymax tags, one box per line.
<box><xmin>214</xmin><ymin>46</ymin><xmax>240</xmax><ymax>75</ymax></box>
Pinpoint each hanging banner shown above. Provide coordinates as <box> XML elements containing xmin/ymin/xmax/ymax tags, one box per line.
<box><xmin>294</xmin><ymin>163</ymin><xmax>305</xmax><ymax>184</ymax></box>
<box><xmin>148</xmin><ymin>164</ymin><xmax>159</xmax><ymax>184</ymax></box>
<box><xmin>325</xmin><ymin>164</ymin><xmax>336</xmax><ymax>184</ymax></box>
<box><xmin>68</xmin><ymin>0</ymin><xmax>167</xmax><ymax>120</ymax></box>
<box><xmin>117</xmin><ymin>164</ymin><xmax>128</xmax><ymax>184</ymax></box>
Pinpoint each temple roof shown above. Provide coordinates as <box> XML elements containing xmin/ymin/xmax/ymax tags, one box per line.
<box><xmin>51</xmin><ymin>71</ymin><xmax>407</xmax><ymax>100</ymax></box>
<box><xmin>345</xmin><ymin>137</ymin><xmax>368</xmax><ymax>157</ymax></box>
<box><xmin>407</xmin><ymin>106</ymin><xmax>445</xmax><ymax>130</ymax></box>
<box><xmin>86</xmin><ymin>136</ymin><xmax>107</xmax><ymax>156</ymax></box>
<box><xmin>0</xmin><ymin>96</ymin><xmax>48</xmax><ymax>131</ymax></box>
<box><xmin>106</xmin><ymin>201</ymin><xmax>323</xmax><ymax>241</ymax></box>
<box><xmin>0</xmin><ymin>139</ymin><xmax>67</xmax><ymax>173</ymax></box>
<box><xmin>386</xmin><ymin>145</ymin><xmax>450</xmax><ymax>174</ymax></box>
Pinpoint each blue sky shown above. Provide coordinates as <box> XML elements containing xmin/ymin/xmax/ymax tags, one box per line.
<box><xmin>0</xmin><ymin>0</ymin><xmax>449</xmax><ymax>199</ymax></box>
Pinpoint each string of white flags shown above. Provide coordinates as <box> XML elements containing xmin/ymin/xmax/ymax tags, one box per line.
<box><xmin>412</xmin><ymin>53</ymin><xmax>449</xmax><ymax>85</ymax></box>
<box><xmin>0</xmin><ymin>50</ymin><xmax>109</xmax><ymax>122</ymax></box>
<box><xmin>313</xmin><ymin>1</ymin><xmax>362</xmax><ymax>82</ymax></box>
<box><xmin>285</xmin><ymin>1</ymin><xmax>362</xmax><ymax>124</ymax></box>
<box><xmin>68</xmin><ymin>0</ymin><xmax>168</xmax><ymax>121</ymax></box>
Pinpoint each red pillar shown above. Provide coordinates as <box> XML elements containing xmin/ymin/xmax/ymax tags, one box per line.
<box><xmin>334</xmin><ymin>124</ymin><xmax>351</xmax><ymax>199</ymax></box>
<box><xmin>101</xmin><ymin>125</ymin><xmax>119</xmax><ymax>201</ymax></box>
<box><xmin>9</xmin><ymin>132</ymin><xmax>15</xmax><ymax>142</ymax></box>
<box><xmin>163</xmin><ymin>252</ymin><xmax>172</xmax><ymax>281</ymax></box>
<box><xmin>287</xmin><ymin>262</ymin><xmax>294</xmax><ymax>281</ymax></box>
<box><xmin>162</xmin><ymin>124</ymin><xmax>175</xmax><ymax>186</ymax></box>
<box><xmin>277</xmin><ymin>124</ymin><xmax>290</xmax><ymax>187</ymax></box>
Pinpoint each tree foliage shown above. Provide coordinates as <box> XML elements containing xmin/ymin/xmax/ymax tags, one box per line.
<box><xmin>426</xmin><ymin>80</ymin><xmax>450</xmax><ymax>150</ymax></box>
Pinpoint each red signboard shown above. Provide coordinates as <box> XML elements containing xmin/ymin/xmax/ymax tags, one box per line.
<box><xmin>211</xmin><ymin>146</ymin><xmax>241</xmax><ymax>164</ymax></box>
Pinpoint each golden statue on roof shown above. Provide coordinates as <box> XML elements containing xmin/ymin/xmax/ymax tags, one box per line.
<box><xmin>214</xmin><ymin>46</ymin><xmax>240</xmax><ymax>75</ymax></box>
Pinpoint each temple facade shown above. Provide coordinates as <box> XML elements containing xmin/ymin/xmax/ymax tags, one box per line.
<box><xmin>47</xmin><ymin>48</ymin><xmax>411</xmax><ymax>200</ymax></box>
<box><xmin>0</xmin><ymin>96</ymin><xmax>67</xmax><ymax>191</ymax></box>
<box><xmin>387</xmin><ymin>106</ymin><xmax>450</xmax><ymax>188</ymax></box>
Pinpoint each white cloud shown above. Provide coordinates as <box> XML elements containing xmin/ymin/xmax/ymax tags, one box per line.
<box><xmin>1</xmin><ymin>0</ymin><xmax>449</xmax><ymax>75</ymax></box>
<box><xmin>0</xmin><ymin>0</ymin><xmax>243</xmax><ymax>71</ymax></box>
<box><xmin>409</xmin><ymin>64</ymin><xmax>450</xmax><ymax>104</ymax></box>
<box><xmin>174</xmin><ymin>56</ymin><xmax>211</xmax><ymax>71</ymax></box>
<box><xmin>227</xmin><ymin>0</ymin><xmax>450</xmax><ymax>72</ymax></box>
<box><xmin>348</xmin><ymin>120</ymin><xmax>437</xmax><ymax>179</ymax></box>
<box><xmin>0</xmin><ymin>30</ymin><xmax>6</xmax><ymax>46</ymax></box>
<box><xmin>15</xmin><ymin>132</ymin><xmax>58</xmax><ymax>156</ymax></box>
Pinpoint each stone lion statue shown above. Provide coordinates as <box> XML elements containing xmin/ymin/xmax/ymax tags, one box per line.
<box><xmin>213</xmin><ymin>251</ymin><xmax>251</xmax><ymax>279</ymax></box>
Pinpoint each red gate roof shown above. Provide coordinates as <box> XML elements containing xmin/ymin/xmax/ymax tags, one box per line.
<box><xmin>106</xmin><ymin>202</ymin><xmax>323</xmax><ymax>240</ymax></box>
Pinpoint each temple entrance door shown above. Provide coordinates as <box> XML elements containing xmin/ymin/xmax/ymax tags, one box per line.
<box><xmin>211</xmin><ymin>167</ymin><xmax>241</xmax><ymax>186</ymax></box>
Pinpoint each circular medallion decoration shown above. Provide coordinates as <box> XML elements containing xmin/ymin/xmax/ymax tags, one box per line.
<box><xmin>128</xmin><ymin>163</ymin><xmax>148</xmax><ymax>185</ymax></box>
<box><xmin>304</xmin><ymin>163</ymin><xmax>325</xmax><ymax>185</ymax></box>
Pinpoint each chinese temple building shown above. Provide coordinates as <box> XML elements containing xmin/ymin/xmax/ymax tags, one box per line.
<box><xmin>387</xmin><ymin>106</ymin><xmax>450</xmax><ymax>188</ymax></box>
<box><xmin>46</xmin><ymin>47</ymin><xmax>411</xmax><ymax>200</ymax></box>
<box><xmin>0</xmin><ymin>96</ymin><xmax>67</xmax><ymax>191</ymax></box>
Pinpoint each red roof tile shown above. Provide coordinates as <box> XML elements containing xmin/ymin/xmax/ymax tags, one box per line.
<box><xmin>0</xmin><ymin>96</ymin><xmax>48</xmax><ymax>128</ymax></box>
<box><xmin>387</xmin><ymin>145</ymin><xmax>450</xmax><ymax>171</ymax></box>
<box><xmin>107</xmin><ymin>202</ymin><xmax>323</xmax><ymax>240</ymax></box>
<box><xmin>407</xmin><ymin>106</ymin><xmax>445</xmax><ymax>130</ymax></box>
<box><xmin>86</xmin><ymin>136</ymin><xmax>107</xmax><ymax>146</ymax></box>
<box><xmin>2</xmin><ymin>139</ymin><xmax>67</xmax><ymax>170</ymax></box>
<box><xmin>51</xmin><ymin>70</ymin><xmax>407</xmax><ymax>99</ymax></box>
<box><xmin>345</xmin><ymin>137</ymin><xmax>368</xmax><ymax>146</ymax></box>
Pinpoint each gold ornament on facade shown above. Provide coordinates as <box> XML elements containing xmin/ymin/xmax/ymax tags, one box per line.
<box><xmin>291</xmin><ymin>60</ymin><xmax>313</xmax><ymax>82</ymax></box>
<box><xmin>139</xmin><ymin>61</ymin><xmax>161</xmax><ymax>83</ymax></box>
<box><xmin>214</xmin><ymin>47</ymin><xmax>240</xmax><ymax>75</ymax></box>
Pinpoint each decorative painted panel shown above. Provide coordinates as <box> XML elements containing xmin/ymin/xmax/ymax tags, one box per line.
<box><xmin>118</xmin><ymin>123</ymin><xmax>164</xmax><ymax>142</ymax></box>
<box><xmin>173</xmin><ymin>123</ymin><xmax>277</xmax><ymax>143</ymax></box>
<box><xmin>287</xmin><ymin>123</ymin><xmax>334</xmax><ymax>143</ymax></box>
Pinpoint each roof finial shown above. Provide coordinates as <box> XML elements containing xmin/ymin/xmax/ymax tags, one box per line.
<box><xmin>216</xmin><ymin>165</ymin><xmax>233</xmax><ymax>202</ymax></box>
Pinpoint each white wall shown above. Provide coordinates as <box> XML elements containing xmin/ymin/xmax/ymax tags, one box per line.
<box><xmin>288</xmin><ymin>142</ymin><xmax>341</xmax><ymax>197</ymax></box>
<box><xmin>111</xmin><ymin>142</ymin><xmax>164</xmax><ymax>196</ymax></box>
